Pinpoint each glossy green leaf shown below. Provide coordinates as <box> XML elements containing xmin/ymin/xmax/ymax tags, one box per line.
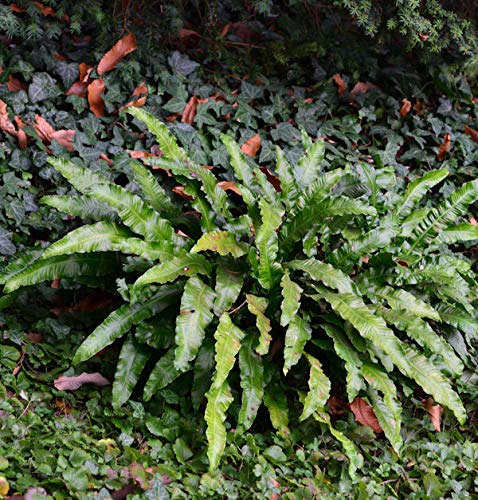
<box><xmin>144</xmin><ymin>347</ymin><xmax>182</xmax><ymax>400</ymax></box>
<box><xmin>47</xmin><ymin>157</ymin><xmax>110</xmax><ymax>193</ymax></box>
<box><xmin>300</xmin><ymin>353</ymin><xmax>331</xmax><ymax>421</ymax></box>
<box><xmin>174</xmin><ymin>276</ymin><xmax>215</xmax><ymax>372</ymax></box>
<box><xmin>294</xmin><ymin>139</ymin><xmax>325</xmax><ymax>189</ymax></box>
<box><xmin>264</xmin><ymin>383</ymin><xmax>290</xmax><ymax>437</ymax></box>
<box><xmin>376</xmin><ymin>286</ymin><xmax>440</xmax><ymax>320</ymax></box>
<box><xmin>191</xmin><ymin>230</ymin><xmax>246</xmax><ymax>257</ymax></box>
<box><xmin>283</xmin><ymin>314</ymin><xmax>311</xmax><ymax>374</ymax></box>
<box><xmin>213</xmin><ymin>257</ymin><xmax>245</xmax><ymax>317</ymax></box>
<box><xmin>435</xmin><ymin>223</ymin><xmax>478</xmax><ymax>244</ymax></box>
<box><xmin>42</xmin><ymin>194</ymin><xmax>116</xmax><ymax>221</ymax></box>
<box><xmin>246</xmin><ymin>294</ymin><xmax>272</xmax><ymax>355</ymax></box>
<box><xmin>191</xmin><ymin>340</ymin><xmax>215</xmax><ymax>411</ymax></box>
<box><xmin>280</xmin><ymin>270</ymin><xmax>302</xmax><ymax>327</ymax></box>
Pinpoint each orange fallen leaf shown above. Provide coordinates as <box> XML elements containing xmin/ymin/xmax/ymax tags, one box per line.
<box><xmin>132</xmin><ymin>82</ymin><xmax>148</xmax><ymax>97</ymax></box>
<box><xmin>7</xmin><ymin>74</ymin><xmax>27</xmax><ymax>92</ymax></box>
<box><xmin>33</xmin><ymin>114</ymin><xmax>55</xmax><ymax>142</ymax></box>
<box><xmin>66</xmin><ymin>81</ymin><xmax>88</xmax><ymax>97</ymax></box>
<box><xmin>99</xmin><ymin>153</ymin><xmax>113</xmax><ymax>167</ymax></box>
<box><xmin>172</xmin><ymin>186</ymin><xmax>194</xmax><ymax>200</ymax></box>
<box><xmin>88</xmin><ymin>78</ymin><xmax>105</xmax><ymax>117</ymax></box>
<box><xmin>127</xmin><ymin>150</ymin><xmax>159</xmax><ymax>159</ymax></box>
<box><xmin>332</xmin><ymin>73</ymin><xmax>347</xmax><ymax>97</ymax></box>
<box><xmin>24</xmin><ymin>332</ymin><xmax>44</xmax><ymax>343</ymax></box>
<box><xmin>54</xmin><ymin>372</ymin><xmax>110</xmax><ymax>391</ymax></box>
<box><xmin>33</xmin><ymin>114</ymin><xmax>75</xmax><ymax>151</ymax></box>
<box><xmin>9</xmin><ymin>4</ymin><xmax>26</xmax><ymax>12</ymax></box>
<box><xmin>97</xmin><ymin>32</ymin><xmax>137</xmax><ymax>75</ymax></box>
<box><xmin>350</xmin><ymin>397</ymin><xmax>383</xmax><ymax>433</ymax></box>
<box><xmin>351</xmin><ymin>81</ymin><xmax>377</xmax><ymax>95</ymax></box>
<box><xmin>464</xmin><ymin>125</ymin><xmax>478</xmax><ymax>143</ymax></box>
<box><xmin>181</xmin><ymin>95</ymin><xmax>198</xmax><ymax>125</ymax></box>
<box><xmin>400</xmin><ymin>98</ymin><xmax>412</xmax><ymax>118</ymax></box>
<box><xmin>217</xmin><ymin>181</ymin><xmax>242</xmax><ymax>195</ymax></box>
<box><xmin>241</xmin><ymin>134</ymin><xmax>261</xmax><ymax>157</ymax></box>
<box><xmin>0</xmin><ymin>100</ymin><xmax>28</xmax><ymax>148</ymax></box>
<box><xmin>437</xmin><ymin>133</ymin><xmax>451</xmax><ymax>161</ymax></box>
<box><xmin>470</xmin><ymin>217</ymin><xmax>478</xmax><ymax>226</ymax></box>
<box><xmin>33</xmin><ymin>1</ymin><xmax>55</xmax><ymax>16</ymax></box>
<box><xmin>424</xmin><ymin>397</ymin><xmax>442</xmax><ymax>431</ymax></box>
<box><xmin>14</xmin><ymin>116</ymin><xmax>27</xmax><ymax>149</ymax></box>
<box><xmin>259</xmin><ymin>166</ymin><xmax>281</xmax><ymax>192</ymax></box>
<box><xmin>179</xmin><ymin>28</ymin><xmax>201</xmax><ymax>39</ymax></box>
<box><xmin>50</xmin><ymin>129</ymin><xmax>75</xmax><ymax>151</ymax></box>
<box><xmin>118</xmin><ymin>95</ymin><xmax>147</xmax><ymax>112</ymax></box>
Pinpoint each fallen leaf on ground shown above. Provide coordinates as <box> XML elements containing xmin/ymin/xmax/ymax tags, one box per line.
<box><xmin>88</xmin><ymin>78</ymin><xmax>106</xmax><ymax>117</ymax></box>
<box><xmin>217</xmin><ymin>181</ymin><xmax>242</xmax><ymax>195</ymax></box>
<box><xmin>424</xmin><ymin>397</ymin><xmax>442</xmax><ymax>431</ymax></box>
<box><xmin>259</xmin><ymin>166</ymin><xmax>282</xmax><ymax>192</ymax></box>
<box><xmin>332</xmin><ymin>73</ymin><xmax>347</xmax><ymax>97</ymax></box>
<box><xmin>241</xmin><ymin>134</ymin><xmax>261</xmax><ymax>157</ymax></box>
<box><xmin>33</xmin><ymin>1</ymin><xmax>55</xmax><ymax>16</ymax></box>
<box><xmin>351</xmin><ymin>81</ymin><xmax>377</xmax><ymax>94</ymax></box>
<box><xmin>181</xmin><ymin>95</ymin><xmax>198</xmax><ymax>124</ymax></box>
<box><xmin>0</xmin><ymin>100</ymin><xmax>28</xmax><ymax>148</ymax></box>
<box><xmin>173</xmin><ymin>186</ymin><xmax>194</xmax><ymax>199</ymax></box>
<box><xmin>132</xmin><ymin>82</ymin><xmax>148</xmax><ymax>97</ymax></box>
<box><xmin>400</xmin><ymin>98</ymin><xmax>412</xmax><ymax>118</ymax></box>
<box><xmin>465</xmin><ymin>125</ymin><xmax>478</xmax><ymax>143</ymax></box>
<box><xmin>470</xmin><ymin>217</ymin><xmax>478</xmax><ymax>226</ymax></box>
<box><xmin>118</xmin><ymin>95</ymin><xmax>147</xmax><ymax>112</ymax></box>
<box><xmin>97</xmin><ymin>32</ymin><xmax>137</xmax><ymax>75</ymax></box>
<box><xmin>54</xmin><ymin>372</ymin><xmax>110</xmax><ymax>391</ymax></box>
<box><xmin>50</xmin><ymin>289</ymin><xmax>114</xmax><ymax>316</ymax></box>
<box><xmin>99</xmin><ymin>153</ymin><xmax>113</xmax><ymax>166</ymax></box>
<box><xmin>350</xmin><ymin>396</ymin><xmax>383</xmax><ymax>433</ymax></box>
<box><xmin>437</xmin><ymin>133</ymin><xmax>451</xmax><ymax>161</ymax></box>
<box><xmin>33</xmin><ymin>114</ymin><xmax>75</xmax><ymax>151</ymax></box>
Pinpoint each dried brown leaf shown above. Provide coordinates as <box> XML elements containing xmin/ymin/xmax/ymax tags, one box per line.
<box><xmin>437</xmin><ymin>133</ymin><xmax>451</xmax><ymax>161</ymax></box>
<box><xmin>400</xmin><ymin>98</ymin><xmax>412</xmax><ymax>118</ymax></box>
<box><xmin>50</xmin><ymin>290</ymin><xmax>114</xmax><ymax>316</ymax></box>
<box><xmin>350</xmin><ymin>81</ymin><xmax>377</xmax><ymax>95</ymax></box>
<box><xmin>465</xmin><ymin>125</ymin><xmax>478</xmax><ymax>143</ymax></box>
<box><xmin>332</xmin><ymin>73</ymin><xmax>347</xmax><ymax>97</ymax></box>
<box><xmin>181</xmin><ymin>95</ymin><xmax>198</xmax><ymax>125</ymax></box>
<box><xmin>132</xmin><ymin>82</ymin><xmax>148</xmax><ymax>97</ymax></box>
<box><xmin>350</xmin><ymin>396</ymin><xmax>383</xmax><ymax>433</ymax></box>
<box><xmin>172</xmin><ymin>186</ymin><xmax>194</xmax><ymax>200</ymax></box>
<box><xmin>88</xmin><ymin>78</ymin><xmax>105</xmax><ymax>117</ymax></box>
<box><xmin>470</xmin><ymin>217</ymin><xmax>478</xmax><ymax>226</ymax></box>
<box><xmin>424</xmin><ymin>397</ymin><xmax>442</xmax><ymax>431</ymax></box>
<box><xmin>97</xmin><ymin>32</ymin><xmax>137</xmax><ymax>75</ymax></box>
<box><xmin>241</xmin><ymin>134</ymin><xmax>261</xmax><ymax>157</ymax></box>
<box><xmin>66</xmin><ymin>81</ymin><xmax>88</xmax><ymax>97</ymax></box>
<box><xmin>217</xmin><ymin>180</ymin><xmax>242</xmax><ymax>195</ymax></box>
<box><xmin>50</xmin><ymin>129</ymin><xmax>75</xmax><ymax>151</ymax></box>
<box><xmin>259</xmin><ymin>166</ymin><xmax>282</xmax><ymax>192</ymax></box>
<box><xmin>54</xmin><ymin>372</ymin><xmax>110</xmax><ymax>391</ymax></box>
<box><xmin>33</xmin><ymin>115</ymin><xmax>75</xmax><ymax>151</ymax></box>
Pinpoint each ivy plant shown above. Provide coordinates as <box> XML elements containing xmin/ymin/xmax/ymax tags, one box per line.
<box><xmin>1</xmin><ymin>108</ymin><xmax>477</xmax><ymax>476</ymax></box>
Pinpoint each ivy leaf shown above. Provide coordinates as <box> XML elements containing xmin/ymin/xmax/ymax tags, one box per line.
<box><xmin>0</xmin><ymin>228</ymin><xmax>15</xmax><ymax>256</ymax></box>
<box><xmin>28</xmin><ymin>73</ymin><xmax>61</xmax><ymax>102</ymax></box>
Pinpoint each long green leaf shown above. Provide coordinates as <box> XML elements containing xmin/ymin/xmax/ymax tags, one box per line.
<box><xmin>280</xmin><ymin>271</ymin><xmax>302</xmax><ymax>327</ymax></box>
<box><xmin>263</xmin><ymin>383</ymin><xmax>290</xmax><ymax>437</ymax></box>
<box><xmin>238</xmin><ymin>336</ymin><xmax>264</xmax><ymax>432</ymax></box>
<box><xmin>212</xmin><ymin>312</ymin><xmax>245</xmax><ymax>389</ymax></box>
<box><xmin>376</xmin><ymin>285</ymin><xmax>440</xmax><ymax>320</ymax></box>
<box><xmin>73</xmin><ymin>285</ymin><xmax>180</xmax><ymax>364</ymax></box>
<box><xmin>144</xmin><ymin>347</ymin><xmax>182</xmax><ymax>400</ymax></box>
<box><xmin>246</xmin><ymin>294</ymin><xmax>272</xmax><ymax>355</ymax></box>
<box><xmin>435</xmin><ymin>223</ymin><xmax>478</xmax><ymax>244</ymax></box>
<box><xmin>174</xmin><ymin>277</ymin><xmax>215</xmax><ymax>372</ymax></box>
<box><xmin>47</xmin><ymin>157</ymin><xmax>110</xmax><ymax>193</ymax></box>
<box><xmin>213</xmin><ymin>257</ymin><xmax>245</xmax><ymax>317</ymax></box>
<box><xmin>294</xmin><ymin>140</ymin><xmax>325</xmax><ymax>189</ymax></box>
<box><xmin>42</xmin><ymin>194</ymin><xmax>116</xmax><ymax>221</ymax></box>
<box><xmin>300</xmin><ymin>353</ymin><xmax>331</xmax><ymax>421</ymax></box>
<box><xmin>191</xmin><ymin>230</ymin><xmax>246</xmax><ymax>257</ymax></box>
<box><xmin>275</xmin><ymin>146</ymin><xmax>298</xmax><ymax>208</ymax></box>
<box><xmin>134</xmin><ymin>252</ymin><xmax>211</xmax><ymax>288</ymax></box>
<box><xmin>112</xmin><ymin>334</ymin><xmax>149</xmax><ymax>409</ymax></box>
<box><xmin>4</xmin><ymin>253</ymin><xmax>119</xmax><ymax>293</ymax></box>
<box><xmin>205</xmin><ymin>381</ymin><xmax>233</xmax><ymax>471</ymax></box>
<box><xmin>283</xmin><ymin>315</ymin><xmax>311</xmax><ymax>374</ymax></box>
<box><xmin>255</xmin><ymin>199</ymin><xmax>284</xmax><ymax>289</ymax></box>
<box><xmin>191</xmin><ymin>340</ymin><xmax>215</xmax><ymax>410</ymax></box>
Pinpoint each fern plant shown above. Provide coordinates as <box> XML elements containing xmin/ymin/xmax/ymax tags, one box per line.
<box><xmin>2</xmin><ymin>108</ymin><xmax>477</xmax><ymax>476</ymax></box>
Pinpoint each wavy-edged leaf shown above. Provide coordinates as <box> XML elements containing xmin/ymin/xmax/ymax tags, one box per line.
<box><xmin>264</xmin><ymin>383</ymin><xmax>290</xmax><ymax>437</ymax></box>
<box><xmin>213</xmin><ymin>257</ymin><xmax>245</xmax><ymax>317</ymax></box>
<box><xmin>134</xmin><ymin>252</ymin><xmax>211</xmax><ymax>288</ymax></box>
<box><xmin>361</xmin><ymin>362</ymin><xmax>402</xmax><ymax>453</ymax></box>
<box><xmin>238</xmin><ymin>336</ymin><xmax>264</xmax><ymax>432</ymax></box>
<box><xmin>256</xmin><ymin>199</ymin><xmax>284</xmax><ymax>289</ymax></box>
<box><xmin>324</xmin><ymin>324</ymin><xmax>364</xmax><ymax>401</ymax></box>
<box><xmin>191</xmin><ymin>340</ymin><xmax>215</xmax><ymax>410</ymax></box>
<box><xmin>281</xmin><ymin>196</ymin><xmax>376</xmax><ymax>246</ymax></box>
<box><xmin>395</xmin><ymin>169</ymin><xmax>448</xmax><ymax>218</ymax></box>
<box><xmin>280</xmin><ymin>271</ymin><xmax>302</xmax><ymax>327</ymax></box>
<box><xmin>205</xmin><ymin>381</ymin><xmax>233</xmax><ymax>470</ymax></box>
<box><xmin>130</xmin><ymin>161</ymin><xmax>179</xmax><ymax>216</ymax></box>
<box><xmin>112</xmin><ymin>334</ymin><xmax>149</xmax><ymax>409</ymax></box>
<box><xmin>174</xmin><ymin>276</ymin><xmax>215</xmax><ymax>372</ymax></box>
<box><xmin>381</xmin><ymin>307</ymin><xmax>463</xmax><ymax>375</ymax></box>
<box><xmin>407</xmin><ymin>178</ymin><xmax>478</xmax><ymax>253</ymax></box>
<box><xmin>212</xmin><ymin>312</ymin><xmax>245</xmax><ymax>389</ymax></box>
<box><xmin>313</xmin><ymin>408</ymin><xmax>363</xmax><ymax>480</ymax></box>
<box><xmin>283</xmin><ymin>314</ymin><xmax>311</xmax><ymax>374</ymax></box>
<box><xmin>246</xmin><ymin>294</ymin><xmax>272</xmax><ymax>355</ymax></box>
<box><xmin>89</xmin><ymin>183</ymin><xmax>177</xmax><ymax>245</ymax></box>
<box><xmin>144</xmin><ymin>347</ymin><xmax>182</xmax><ymax>400</ymax></box>
<box><xmin>376</xmin><ymin>285</ymin><xmax>440</xmax><ymax>320</ymax></box>
<box><xmin>42</xmin><ymin>194</ymin><xmax>117</xmax><ymax>221</ymax></box>
<box><xmin>0</xmin><ymin>250</ymin><xmax>42</xmax><ymax>286</ymax></box>
<box><xmin>287</xmin><ymin>258</ymin><xmax>354</xmax><ymax>294</ymax></box>
<box><xmin>73</xmin><ymin>285</ymin><xmax>180</xmax><ymax>364</ymax></box>
<box><xmin>275</xmin><ymin>146</ymin><xmax>298</xmax><ymax>208</ymax></box>
<box><xmin>127</xmin><ymin>108</ymin><xmax>187</xmax><ymax>161</ymax></box>
<box><xmin>435</xmin><ymin>223</ymin><xmax>478</xmax><ymax>244</ymax></box>
<box><xmin>42</xmin><ymin>221</ymin><xmax>164</xmax><ymax>260</ymax></box>
<box><xmin>4</xmin><ymin>253</ymin><xmax>119</xmax><ymax>293</ymax></box>
<box><xmin>314</xmin><ymin>289</ymin><xmax>466</xmax><ymax>423</ymax></box>
<box><xmin>47</xmin><ymin>157</ymin><xmax>110</xmax><ymax>193</ymax></box>
<box><xmin>300</xmin><ymin>353</ymin><xmax>331</xmax><ymax>421</ymax></box>
<box><xmin>191</xmin><ymin>230</ymin><xmax>246</xmax><ymax>257</ymax></box>
<box><xmin>294</xmin><ymin>139</ymin><xmax>325</xmax><ymax>189</ymax></box>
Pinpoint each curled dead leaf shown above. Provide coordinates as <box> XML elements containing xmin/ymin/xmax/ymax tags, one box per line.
<box><xmin>54</xmin><ymin>372</ymin><xmax>110</xmax><ymax>391</ymax></box>
<box><xmin>351</xmin><ymin>81</ymin><xmax>377</xmax><ymax>95</ymax></box>
<box><xmin>470</xmin><ymin>216</ymin><xmax>478</xmax><ymax>226</ymax></box>
<box><xmin>259</xmin><ymin>166</ymin><xmax>282</xmax><ymax>192</ymax></box>
<box><xmin>424</xmin><ymin>397</ymin><xmax>442</xmax><ymax>431</ymax></box>
<box><xmin>400</xmin><ymin>98</ymin><xmax>412</xmax><ymax>118</ymax></box>
<box><xmin>172</xmin><ymin>186</ymin><xmax>194</xmax><ymax>200</ymax></box>
<box><xmin>97</xmin><ymin>32</ymin><xmax>137</xmax><ymax>75</ymax></box>
<box><xmin>88</xmin><ymin>78</ymin><xmax>106</xmax><ymax>117</ymax></box>
<box><xmin>0</xmin><ymin>100</ymin><xmax>28</xmax><ymax>148</ymax></box>
<box><xmin>217</xmin><ymin>181</ymin><xmax>242</xmax><ymax>195</ymax></box>
<box><xmin>99</xmin><ymin>153</ymin><xmax>113</xmax><ymax>166</ymax></box>
<box><xmin>332</xmin><ymin>73</ymin><xmax>347</xmax><ymax>97</ymax></box>
<box><xmin>437</xmin><ymin>133</ymin><xmax>451</xmax><ymax>161</ymax></box>
<box><xmin>181</xmin><ymin>95</ymin><xmax>198</xmax><ymax>125</ymax></box>
<box><xmin>350</xmin><ymin>396</ymin><xmax>383</xmax><ymax>433</ymax></box>
<box><xmin>33</xmin><ymin>115</ymin><xmax>75</xmax><ymax>151</ymax></box>
<box><xmin>464</xmin><ymin>125</ymin><xmax>478</xmax><ymax>143</ymax></box>
<box><xmin>132</xmin><ymin>82</ymin><xmax>148</xmax><ymax>97</ymax></box>
<box><xmin>241</xmin><ymin>134</ymin><xmax>261</xmax><ymax>157</ymax></box>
